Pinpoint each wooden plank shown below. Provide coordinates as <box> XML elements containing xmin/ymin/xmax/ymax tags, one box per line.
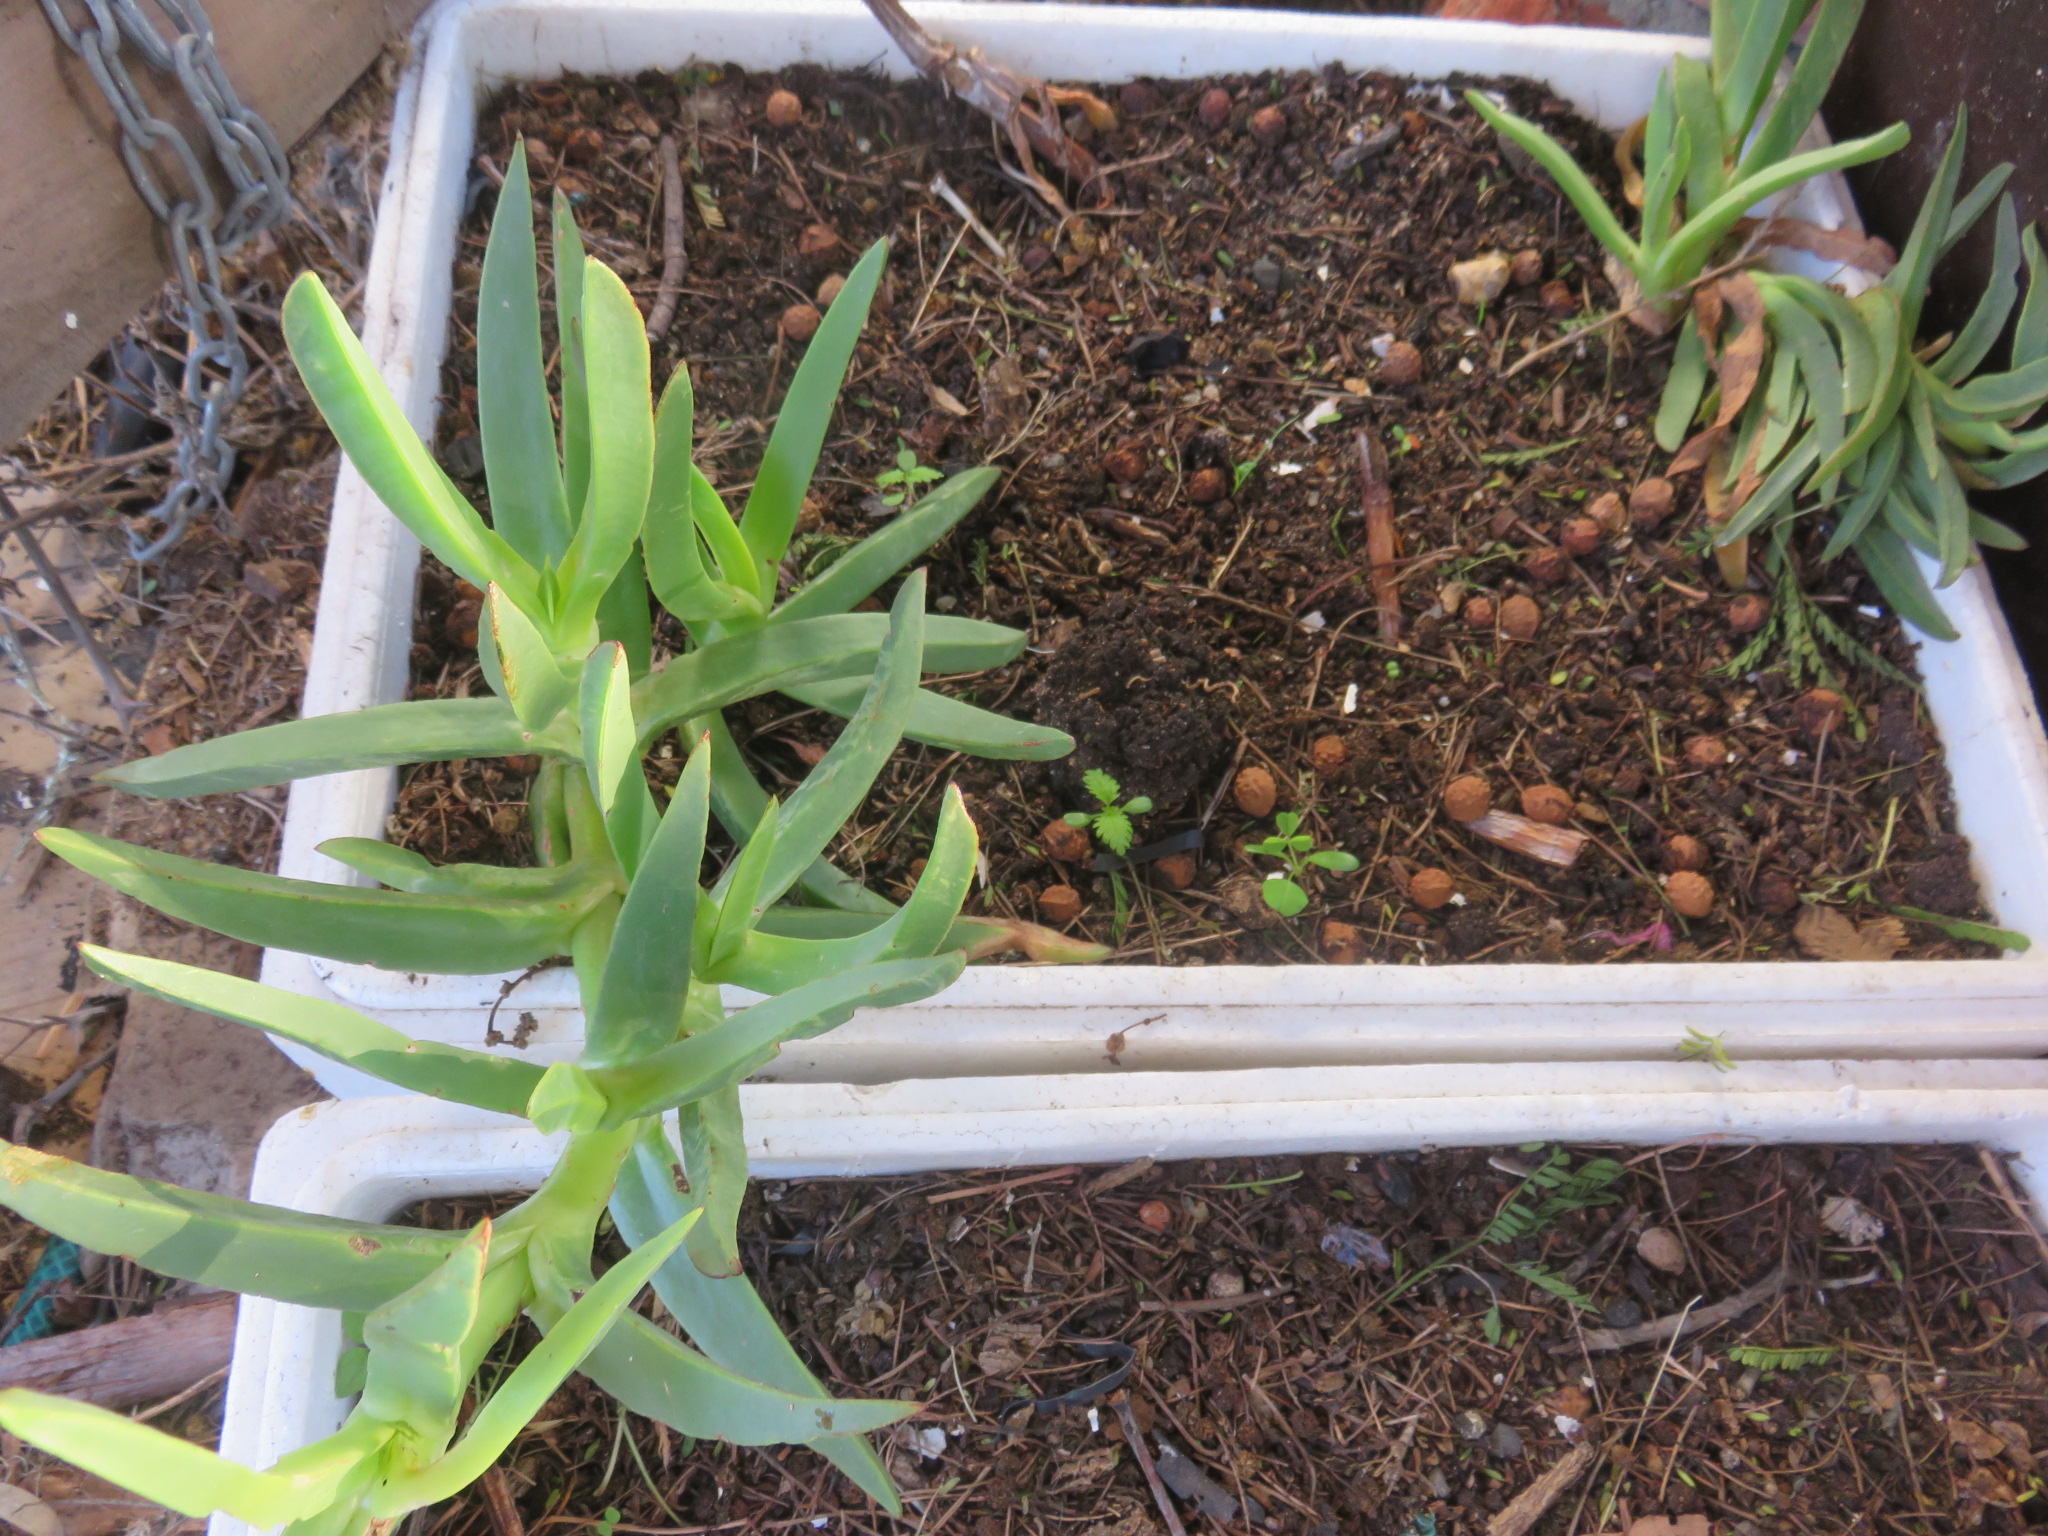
<box><xmin>0</xmin><ymin>1291</ymin><xmax>236</xmax><ymax>1409</ymax></box>
<box><xmin>0</xmin><ymin>0</ymin><xmax>431</xmax><ymax>448</ymax></box>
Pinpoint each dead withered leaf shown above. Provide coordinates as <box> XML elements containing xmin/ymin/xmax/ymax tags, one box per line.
<box><xmin>1623</xmin><ymin>1518</ymin><xmax>1710</xmax><ymax>1536</ymax></box>
<box><xmin>978</xmin><ymin>1317</ymin><xmax>1045</xmax><ymax>1378</ymax></box>
<box><xmin>1051</xmin><ymin>1445</ymin><xmax>1121</xmax><ymax>1486</ymax></box>
<box><xmin>1951</xmin><ymin>1417</ymin><xmax>2012</xmax><ymax>1462</ymax></box>
<box><xmin>1793</xmin><ymin>904</ymin><xmax>1908</xmax><ymax>962</ymax></box>
<box><xmin>980</xmin><ymin>353</ymin><xmax>1030</xmax><ymax>427</ymax></box>
<box><xmin>1079</xmin><ymin>1512</ymin><xmax>1158</xmax><ymax>1536</ymax></box>
<box><xmin>926</xmin><ymin>382</ymin><xmax>972</xmax><ymax>417</ymax></box>
<box><xmin>834</xmin><ymin>1272</ymin><xmax>894</xmax><ymax>1338</ymax></box>
<box><xmin>1865</xmin><ymin>1372</ymin><xmax>1899</xmax><ymax>1412</ymax></box>
<box><xmin>0</xmin><ymin>1484</ymin><xmax>67</xmax><ymax>1536</ymax></box>
<box><xmin>1820</xmin><ymin>1193</ymin><xmax>1886</xmax><ymax>1246</ymax></box>
<box><xmin>1712</xmin><ymin>271</ymin><xmax>1768</xmax><ymax>427</ymax></box>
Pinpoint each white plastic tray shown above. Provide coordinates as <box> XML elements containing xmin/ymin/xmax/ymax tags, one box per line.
<box><xmin>269</xmin><ymin>0</ymin><xmax>2048</xmax><ymax>1096</ymax></box>
<box><xmin>211</xmin><ymin>1058</ymin><xmax>2048</xmax><ymax>1536</ymax></box>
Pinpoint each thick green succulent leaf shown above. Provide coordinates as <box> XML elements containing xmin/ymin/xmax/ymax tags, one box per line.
<box><xmin>1970</xmin><ymin>511</ymin><xmax>2028</xmax><ymax>549</ymax></box>
<box><xmin>1464</xmin><ymin>93</ymin><xmax>1637</xmax><ymax>272</ymax></box>
<box><xmin>596</xmin><ymin>953</ymin><xmax>963</xmax><ymax>1123</ymax></box>
<box><xmin>359</xmin><ymin>1223</ymin><xmax>489</xmax><ymax>1432</ymax></box>
<box><xmin>317</xmin><ymin>838</ymin><xmax>596</xmax><ymax>898</ymax></box>
<box><xmin>0</xmin><ymin>1391</ymin><xmax>378</xmax><ymax>1525</ymax></box>
<box><xmin>691</xmin><ymin>467</ymin><xmax>764</xmax><ymax>603</ymax></box>
<box><xmin>1640</xmin><ymin>120</ymin><xmax>1690</xmax><ymax>267</ymax></box>
<box><xmin>645</xmin><ymin>370</ymin><xmax>761</xmax><ymax>624</ymax></box>
<box><xmin>1777</xmin><ymin>274</ymin><xmax>1877</xmax><ymax>413</ymax></box>
<box><xmin>1719</xmin><ymin>0</ymin><xmax>1806</xmax><ymax>153</ymax></box>
<box><xmin>781</xmin><ymin>681</ymin><xmax>1074</xmax><ymax>760</ymax></box>
<box><xmin>1810</xmin><ymin>284</ymin><xmax>1907</xmax><ymax>490</ymax></box>
<box><xmin>597</xmin><ymin>548</ymin><xmax>655</xmax><ymax>682</ymax></box>
<box><xmin>484</xmin><ymin>583</ymin><xmax>576</xmax><ymax>731</ymax></box>
<box><xmin>282</xmin><ymin>275</ymin><xmax>535</xmax><ymax>607</ymax></box>
<box><xmin>1933</xmin><ymin>196</ymin><xmax>2021</xmax><ymax>384</ymax></box>
<box><xmin>1887</xmin><ymin>109</ymin><xmax>1967</xmax><ymax>339</ymax></box>
<box><xmin>708</xmin><ymin>795</ymin><xmax>780</xmax><ymax>967</ymax></box>
<box><xmin>1937</xmin><ymin>354</ymin><xmax>2048</xmax><ymax>418</ymax></box>
<box><xmin>2012</xmin><ymin>225</ymin><xmax>2048</xmax><ymax>371</ymax></box>
<box><xmin>0</xmin><ymin>1140</ymin><xmax>461</xmax><ymax>1309</ymax></box>
<box><xmin>96</xmin><ymin>696</ymin><xmax>553</xmax><ymax>799</ymax></box>
<box><xmin>42</xmin><ymin>828</ymin><xmax>605</xmax><ymax>975</ymax></box>
<box><xmin>1821</xmin><ymin>419</ymin><xmax>1903</xmax><ymax>561</ymax></box>
<box><xmin>741</xmin><ymin>239</ymin><xmax>889</xmax><ymax>585</ymax></box>
<box><xmin>477</xmin><ymin>142</ymin><xmax>571</xmax><ymax>566</ymax></box>
<box><xmin>375</xmin><ymin>1213</ymin><xmax>697</xmax><ymax>1512</ymax></box>
<box><xmin>523</xmin><ymin>1061</ymin><xmax>610</xmax><ymax>1135</ymax></box>
<box><xmin>1656</xmin><ymin>308</ymin><xmax>1710</xmax><ymax>451</ymax></box>
<box><xmin>587</xmin><ymin>739</ymin><xmax>709</xmax><ymax>1070</ymax></box>
<box><xmin>554</xmin><ymin>191</ymin><xmax>591</xmax><ymax>523</ymax></box>
<box><xmin>1857</xmin><ymin>517</ymin><xmax>1958</xmax><ymax>641</ymax></box>
<box><xmin>1763</xmin><ymin>283</ymin><xmax>1845</xmax><ymax>497</ymax></box>
<box><xmin>80</xmin><ymin>945</ymin><xmax>544</xmax><ymax>1113</ymax></box>
<box><xmin>609</xmin><ymin>1128</ymin><xmax>906</xmax><ymax>1506</ymax></box>
<box><xmin>557</xmin><ymin>258</ymin><xmax>655</xmax><ymax>629</ymax></box>
<box><xmin>578</xmin><ymin>642</ymin><xmax>638</xmax><ymax>818</ymax></box>
<box><xmin>1668</xmin><ymin>54</ymin><xmax>1724</xmax><ymax>215</ymax></box>
<box><xmin>1941</xmin><ymin>164</ymin><xmax>2016</xmax><ymax>260</ymax></box>
<box><xmin>632</xmin><ymin>614</ymin><xmax>920</xmax><ymax>744</ymax></box>
<box><xmin>772</xmin><ymin>468</ymin><xmax>999</xmax><ymax>624</ymax></box>
<box><xmin>1735</xmin><ymin>0</ymin><xmax>1864</xmax><ymax>180</ymax></box>
<box><xmin>678</xmin><ymin>1082</ymin><xmax>747</xmax><ymax>1278</ymax></box>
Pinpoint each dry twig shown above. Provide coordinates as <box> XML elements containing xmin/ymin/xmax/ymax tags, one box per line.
<box><xmin>1486</xmin><ymin>1441</ymin><xmax>1598</xmax><ymax>1536</ymax></box>
<box><xmin>1358</xmin><ymin>429</ymin><xmax>1401</xmax><ymax>643</ymax></box>
<box><xmin>1567</xmin><ymin>1264</ymin><xmax>1789</xmax><ymax>1353</ymax></box>
<box><xmin>645</xmin><ymin>134</ymin><xmax>688</xmax><ymax>342</ymax></box>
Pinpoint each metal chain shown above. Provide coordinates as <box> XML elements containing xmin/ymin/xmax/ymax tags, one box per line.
<box><xmin>38</xmin><ymin>0</ymin><xmax>291</xmax><ymax>560</ymax></box>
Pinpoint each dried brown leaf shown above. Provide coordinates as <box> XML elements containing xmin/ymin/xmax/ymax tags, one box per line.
<box><xmin>1794</xmin><ymin>905</ymin><xmax>1908</xmax><ymax>962</ymax></box>
<box><xmin>1712</xmin><ymin>273</ymin><xmax>1767</xmax><ymax>427</ymax></box>
<box><xmin>1951</xmin><ymin>1418</ymin><xmax>2011</xmax><ymax>1462</ymax></box>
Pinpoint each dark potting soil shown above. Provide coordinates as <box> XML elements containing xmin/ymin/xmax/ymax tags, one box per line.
<box><xmin>399</xmin><ymin>64</ymin><xmax>2004</xmax><ymax>965</ymax></box>
<box><xmin>413</xmin><ymin>1142</ymin><xmax>2048</xmax><ymax>1535</ymax></box>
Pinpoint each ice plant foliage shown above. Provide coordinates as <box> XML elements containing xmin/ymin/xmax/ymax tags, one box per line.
<box><xmin>0</xmin><ymin>142</ymin><xmax>1104</xmax><ymax>1529</ymax></box>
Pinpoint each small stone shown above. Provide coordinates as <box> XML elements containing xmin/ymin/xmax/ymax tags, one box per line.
<box><xmin>1379</xmin><ymin>339</ymin><xmax>1424</xmax><ymax>385</ymax></box>
<box><xmin>1455</xmin><ymin>1409</ymin><xmax>1491</xmax><ymax>1442</ymax></box>
<box><xmin>1311</xmin><ymin>735</ymin><xmax>1351</xmax><ymax>777</ymax></box>
<box><xmin>1559</xmin><ymin>517</ymin><xmax>1603</xmax><ymax>558</ymax></box>
<box><xmin>1664</xmin><ymin>835</ymin><xmax>1709</xmax><ymax>872</ymax></box>
<box><xmin>1462</xmin><ymin>594</ymin><xmax>1496</xmax><ymax>630</ymax></box>
<box><xmin>1683</xmin><ymin>735</ymin><xmax>1729</xmax><ymax>770</ymax></box>
<box><xmin>1154</xmin><ymin>852</ymin><xmax>1198</xmax><ymax>890</ymax></box>
<box><xmin>1137</xmin><ymin>1199</ymin><xmax>1173</xmax><ymax>1233</ymax></box>
<box><xmin>815</xmin><ymin>273</ymin><xmax>846</xmax><ymax>307</ymax></box>
<box><xmin>1119</xmin><ymin>80</ymin><xmax>1162</xmax><ymax>116</ymax></box>
<box><xmin>1629</xmin><ymin>477</ymin><xmax>1676</xmax><ymax>532</ymax></box>
<box><xmin>1793</xmin><ymin>687</ymin><xmax>1847</xmax><ymax>740</ymax></box>
<box><xmin>1602</xmin><ymin>1297</ymin><xmax>1643</xmax><ymax>1330</ymax></box>
<box><xmin>1187</xmin><ymin>467</ymin><xmax>1230</xmax><ymax>504</ymax></box>
<box><xmin>1041</xmin><ymin>819</ymin><xmax>1093</xmax><ymax>863</ymax></box>
<box><xmin>796</xmin><ymin>222</ymin><xmax>841</xmax><ymax>258</ymax></box>
<box><xmin>1251</xmin><ymin>256</ymin><xmax>1284</xmax><ymax>295</ymax></box>
<box><xmin>1038</xmin><ymin>884</ymin><xmax>1085</xmax><ymax>924</ymax></box>
<box><xmin>1727</xmin><ymin>592</ymin><xmax>1771</xmax><ymax>633</ymax></box>
<box><xmin>1587</xmin><ymin>491</ymin><xmax>1627</xmax><ymax>534</ymax></box>
<box><xmin>1409</xmin><ymin>867</ymin><xmax>1455</xmax><ymax>910</ymax></box>
<box><xmin>1521</xmin><ymin>784</ymin><xmax>1574</xmax><ymax>825</ymax></box>
<box><xmin>1102</xmin><ymin>445</ymin><xmax>1146</xmax><ymax>484</ymax></box>
<box><xmin>1755</xmin><ymin>871</ymin><xmax>1801</xmax><ymax>916</ymax></box>
<box><xmin>1524</xmin><ymin>546</ymin><xmax>1572</xmax><ymax>586</ymax></box>
<box><xmin>1321</xmin><ymin>919</ymin><xmax>1366</xmax><ymax>964</ymax></box>
<box><xmin>1510</xmin><ymin>248</ymin><xmax>1545</xmax><ymax>288</ymax></box>
<box><xmin>1020</xmin><ymin>245</ymin><xmax>1052</xmax><ymax>274</ymax></box>
<box><xmin>780</xmin><ymin>303</ymin><xmax>822</xmax><ymax>341</ymax></box>
<box><xmin>765</xmin><ymin>89</ymin><xmax>803</xmax><ymax>128</ymax></box>
<box><xmin>1450</xmin><ymin>251</ymin><xmax>1512</xmax><ymax>306</ymax></box>
<box><xmin>1491</xmin><ymin>1422</ymin><xmax>1525</xmax><ymax>1459</ymax></box>
<box><xmin>1248</xmin><ymin>105</ymin><xmax>1288</xmax><ymax>146</ymax></box>
<box><xmin>1499</xmin><ymin>594</ymin><xmax>1542</xmax><ymax>640</ymax></box>
<box><xmin>1438</xmin><ymin>580</ymin><xmax>1468</xmax><ymax>618</ymax></box>
<box><xmin>1667</xmin><ymin>870</ymin><xmax>1715</xmax><ymax>919</ymax></box>
<box><xmin>243</xmin><ymin>558</ymin><xmax>317</xmax><ymax>604</ymax></box>
<box><xmin>1206</xmin><ymin>1266</ymin><xmax>1246</xmax><ymax>1299</ymax></box>
<box><xmin>1637</xmin><ymin>1225</ymin><xmax>1687</xmax><ymax>1274</ymax></box>
<box><xmin>1540</xmin><ymin>279</ymin><xmax>1577</xmax><ymax>318</ymax></box>
<box><xmin>1233</xmin><ymin>765</ymin><xmax>1278</xmax><ymax>818</ymax></box>
<box><xmin>1198</xmin><ymin>87</ymin><xmax>1233</xmax><ymax>131</ymax></box>
<box><xmin>1444</xmin><ymin>776</ymin><xmax>1492</xmax><ymax>822</ymax></box>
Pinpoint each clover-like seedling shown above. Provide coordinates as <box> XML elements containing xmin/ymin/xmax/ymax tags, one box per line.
<box><xmin>1063</xmin><ymin>768</ymin><xmax>1152</xmax><ymax>857</ymax></box>
<box><xmin>1245</xmin><ymin>810</ymin><xmax>1359</xmax><ymax>917</ymax></box>
<box><xmin>1677</xmin><ymin>1025</ymin><xmax>1738</xmax><ymax>1072</ymax></box>
<box><xmin>875</xmin><ymin>443</ymin><xmax>943</xmax><ymax>507</ymax></box>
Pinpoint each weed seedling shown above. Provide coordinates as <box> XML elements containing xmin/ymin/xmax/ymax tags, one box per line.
<box><xmin>1064</xmin><ymin>768</ymin><xmax>1152</xmax><ymax>857</ymax></box>
<box><xmin>1677</xmin><ymin>1026</ymin><xmax>1738</xmax><ymax>1071</ymax></box>
<box><xmin>876</xmin><ymin>442</ymin><xmax>943</xmax><ymax>507</ymax></box>
<box><xmin>1245</xmin><ymin>810</ymin><xmax>1358</xmax><ymax>916</ymax></box>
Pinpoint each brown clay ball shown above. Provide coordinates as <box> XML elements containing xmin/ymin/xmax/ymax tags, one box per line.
<box><xmin>1666</xmin><ymin>870</ymin><xmax>1715</xmax><ymax>919</ymax></box>
<box><xmin>1248</xmin><ymin>105</ymin><xmax>1288</xmax><ymax>146</ymax></box>
<box><xmin>562</xmin><ymin>126</ymin><xmax>605</xmax><ymax>165</ymax></box>
<box><xmin>1041</xmin><ymin>818</ymin><xmax>1093</xmax><ymax>864</ymax></box>
<box><xmin>1187</xmin><ymin>467</ymin><xmax>1230</xmax><ymax>504</ymax></box>
<box><xmin>1320</xmin><ymin>919</ymin><xmax>1366</xmax><ymax>964</ymax></box>
<box><xmin>1462</xmin><ymin>594</ymin><xmax>1497</xmax><ymax>631</ymax></box>
<box><xmin>1379</xmin><ymin>340</ymin><xmax>1424</xmax><ymax>386</ymax></box>
<box><xmin>1119</xmin><ymin>80</ymin><xmax>1162</xmax><ymax>116</ymax></box>
<box><xmin>1521</xmin><ymin>784</ymin><xmax>1574</xmax><ymax>826</ymax></box>
<box><xmin>1510</xmin><ymin>248</ymin><xmax>1545</xmax><ymax>288</ymax></box>
<box><xmin>1755</xmin><ymin>871</ymin><xmax>1801</xmax><ymax>916</ymax></box>
<box><xmin>796</xmin><ymin>222</ymin><xmax>840</xmax><ymax>258</ymax></box>
<box><xmin>1793</xmin><ymin>688</ymin><xmax>1847</xmax><ymax>740</ymax></box>
<box><xmin>1499</xmin><ymin>594</ymin><xmax>1543</xmax><ymax>641</ymax></box>
<box><xmin>1233</xmin><ymin>765</ymin><xmax>1278</xmax><ymax>818</ymax></box>
<box><xmin>1137</xmin><ymin>1199</ymin><xmax>1174</xmax><ymax>1233</ymax></box>
<box><xmin>1629</xmin><ymin>477</ymin><xmax>1676</xmax><ymax>532</ymax></box>
<box><xmin>765</xmin><ymin>89</ymin><xmax>804</xmax><ymax>128</ymax></box>
<box><xmin>1727</xmin><ymin>592</ymin><xmax>1771</xmax><ymax>634</ymax></box>
<box><xmin>1311</xmin><ymin>735</ymin><xmax>1351</xmax><ymax>778</ymax></box>
<box><xmin>1409</xmin><ymin>867</ymin><xmax>1456</xmax><ymax>910</ymax></box>
<box><xmin>814</xmin><ymin>273</ymin><xmax>846</xmax><ymax>308</ymax></box>
<box><xmin>1154</xmin><ymin>852</ymin><xmax>1198</xmax><ymax>890</ymax></box>
<box><xmin>1198</xmin><ymin>87</ymin><xmax>1233</xmax><ymax>130</ymax></box>
<box><xmin>1587</xmin><ymin>491</ymin><xmax>1628</xmax><ymax>534</ymax></box>
<box><xmin>1524</xmin><ymin>546</ymin><xmax>1572</xmax><ymax>587</ymax></box>
<box><xmin>1021</xmin><ymin>245</ymin><xmax>1052</xmax><ymax>274</ymax></box>
<box><xmin>1444</xmin><ymin>774</ymin><xmax>1492</xmax><ymax>822</ymax></box>
<box><xmin>1560</xmin><ymin>517</ymin><xmax>1603</xmax><ymax>558</ymax></box>
<box><xmin>1664</xmin><ymin>835</ymin><xmax>1709</xmax><ymax>872</ymax></box>
<box><xmin>1101</xmin><ymin>446</ymin><xmax>1146</xmax><ymax>485</ymax></box>
<box><xmin>1037</xmin><ymin>884</ymin><xmax>1085</xmax><ymax>924</ymax></box>
<box><xmin>780</xmin><ymin>303</ymin><xmax>822</xmax><ymax>342</ymax></box>
<box><xmin>1683</xmin><ymin>735</ymin><xmax>1730</xmax><ymax>770</ymax></box>
<box><xmin>1540</xmin><ymin>280</ymin><xmax>1577</xmax><ymax>318</ymax></box>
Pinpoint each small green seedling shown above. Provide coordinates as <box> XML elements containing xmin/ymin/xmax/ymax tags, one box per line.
<box><xmin>1245</xmin><ymin>810</ymin><xmax>1358</xmax><ymax>917</ymax></box>
<box><xmin>875</xmin><ymin>443</ymin><xmax>943</xmax><ymax>507</ymax></box>
<box><xmin>1678</xmin><ymin>1026</ymin><xmax>1738</xmax><ymax>1071</ymax></box>
<box><xmin>1063</xmin><ymin>768</ymin><xmax>1152</xmax><ymax>857</ymax></box>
